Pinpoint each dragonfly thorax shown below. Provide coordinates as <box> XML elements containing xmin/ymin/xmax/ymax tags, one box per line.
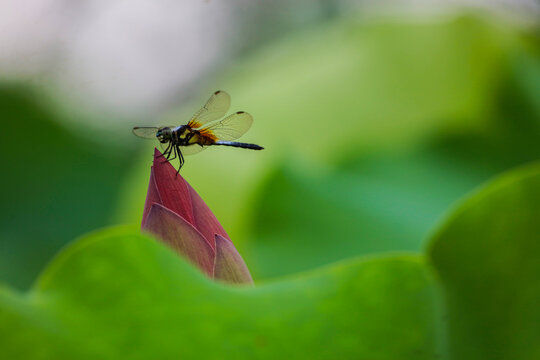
<box><xmin>170</xmin><ymin>125</ymin><xmax>195</xmax><ymax>145</ymax></box>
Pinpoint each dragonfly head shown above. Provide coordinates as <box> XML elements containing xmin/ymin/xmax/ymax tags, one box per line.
<box><xmin>156</xmin><ymin>127</ymin><xmax>172</xmax><ymax>143</ymax></box>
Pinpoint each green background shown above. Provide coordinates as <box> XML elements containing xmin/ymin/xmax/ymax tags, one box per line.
<box><xmin>0</xmin><ymin>11</ymin><xmax>539</xmax><ymax>359</ymax></box>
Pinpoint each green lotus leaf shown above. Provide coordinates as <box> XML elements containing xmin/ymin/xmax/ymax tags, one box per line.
<box><xmin>428</xmin><ymin>161</ymin><xmax>540</xmax><ymax>359</ymax></box>
<box><xmin>0</xmin><ymin>227</ymin><xmax>440</xmax><ymax>359</ymax></box>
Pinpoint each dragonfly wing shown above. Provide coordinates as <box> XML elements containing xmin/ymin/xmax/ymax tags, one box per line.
<box><xmin>133</xmin><ymin>127</ymin><xmax>160</xmax><ymax>139</ymax></box>
<box><xmin>187</xmin><ymin>90</ymin><xmax>231</xmax><ymax>128</ymax></box>
<box><xmin>202</xmin><ymin>111</ymin><xmax>253</xmax><ymax>141</ymax></box>
<box><xmin>180</xmin><ymin>144</ymin><xmax>207</xmax><ymax>156</ymax></box>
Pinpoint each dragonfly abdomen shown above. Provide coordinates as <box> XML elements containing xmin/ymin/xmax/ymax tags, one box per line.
<box><xmin>214</xmin><ymin>141</ymin><xmax>264</xmax><ymax>150</ymax></box>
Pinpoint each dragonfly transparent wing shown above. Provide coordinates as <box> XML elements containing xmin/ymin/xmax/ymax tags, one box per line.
<box><xmin>180</xmin><ymin>144</ymin><xmax>207</xmax><ymax>156</ymax></box>
<box><xmin>201</xmin><ymin>111</ymin><xmax>253</xmax><ymax>141</ymax></box>
<box><xmin>133</xmin><ymin>127</ymin><xmax>159</xmax><ymax>139</ymax></box>
<box><xmin>187</xmin><ymin>90</ymin><xmax>231</xmax><ymax>128</ymax></box>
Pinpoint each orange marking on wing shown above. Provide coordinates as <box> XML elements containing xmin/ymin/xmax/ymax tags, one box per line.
<box><xmin>187</xmin><ymin>120</ymin><xmax>202</xmax><ymax>129</ymax></box>
<box><xmin>199</xmin><ymin>128</ymin><xmax>218</xmax><ymax>142</ymax></box>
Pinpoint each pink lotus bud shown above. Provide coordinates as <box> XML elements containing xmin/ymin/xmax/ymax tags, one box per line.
<box><xmin>141</xmin><ymin>148</ymin><xmax>253</xmax><ymax>285</ymax></box>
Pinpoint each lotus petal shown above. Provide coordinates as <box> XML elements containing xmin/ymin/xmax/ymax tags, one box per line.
<box><xmin>141</xmin><ymin>167</ymin><xmax>162</xmax><ymax>227</ymax></box>
<box><xmin>186</xmin><ymin>182</ymin><xmax>229</xmax><ymax>249</ymax></box>
<box><xmin>213</xmin><ymin>234</ymin><xmax>253</xmax><ymax>285</ymax></box>
<box><xmin>149</xmin><ymin>148</ymin><xmax>196</xmax><ymax>227</ymax></box>
<box><xmin>143</xmin><ymin>203</ymin><xmax>215</xmax><ymax>277</ymax></box>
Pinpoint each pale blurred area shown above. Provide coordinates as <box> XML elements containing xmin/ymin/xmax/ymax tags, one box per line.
<box><xmin>0</xmin><ymin>0</ymin><xmax>538</xmax><ymax>123</ymax></box>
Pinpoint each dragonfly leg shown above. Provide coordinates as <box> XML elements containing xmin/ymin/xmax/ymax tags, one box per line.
<box><xmin>157</xmin><ymin>144</ymin><xmax>171</xmax><ymax>158</ymax></box>
<box><xmin>175</xmin><ymin>146</ymin><xmax>184</xmax><ymax>177</ymax></box>
<box><xmin>160</xmin><ymin>144</ymin><xmax>173</xmax><ymax>163</ymax></box>
<box><xmin>168</xmin><ymin>145</ymin><xmax>178</xmax><ymax>161</ymax></box>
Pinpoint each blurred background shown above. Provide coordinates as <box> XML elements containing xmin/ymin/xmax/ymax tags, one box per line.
<box><xmin>1</xmin><ymin>0</ymin><xmax>539</xmax><ymax>289</ymax></box>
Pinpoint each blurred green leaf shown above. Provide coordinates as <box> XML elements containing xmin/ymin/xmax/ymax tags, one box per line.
<box><xmin>211</xmin><ymin>14</ymin><xmax>540</xmax><ymax>279</ymax></box>
<box><xmin>0</xmin><ymin>85</ymin><xmax>133</xmax><ymax>289</ymax></box>
<box><xmin>0</xmin><ymin>227</ymin><xmax>440</xmax><ymax>359</ymax></box>
<box><xmin>245</xmin><ymin>128</ymin><xmax>540</xmax><ymax>278</ymax></box>
<box><xmin>428</xmin><ymin>162</ymin><xmax>540</xmax><ymax>359</ymax></box>
<box><xmin>222</xmin><ymin>14</ymin><xmax>520</xmax><ymax>161</ymax></box>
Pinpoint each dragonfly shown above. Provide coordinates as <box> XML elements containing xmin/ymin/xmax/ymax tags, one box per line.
<box><xmin>133</xmin><ymin>90</ymin><xmax>263</xmax><ymax>173</ymax></box>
